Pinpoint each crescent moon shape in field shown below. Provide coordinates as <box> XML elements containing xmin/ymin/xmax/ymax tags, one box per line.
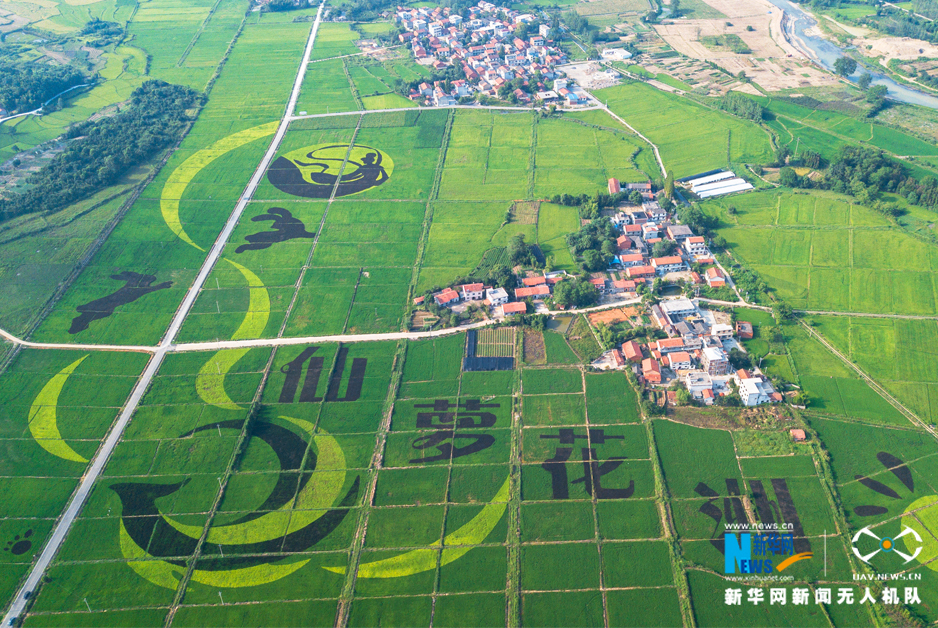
<box><xmin>160</xmin><ymin>121</ymin><xmax>279</xmax><ymax>251</ymax></box>
<box><xmin>163</xmin><ymin>419</ymin><xmax>347</xmax><ymax>544</ymax></box>
<box><xmin>326</xmin><ymin>476</ymin><xmax>510</xmax><ymax>579</ymax></box>
<box><xmin>901</xmin><ymin>494</ymin><xmax>938</xmax><ymax>571</ymax></box>
<box><xmin>116</xmin><ymin>418</ymin><xmax>358</xmax><ymax>588</ymax></box>
<box><xmin>28</xmin><ymin>355</ymin><xmax>90</xmax><ymax>463</ymax></box>
<box><xmin>195</xmin><ymin>259</ymin><xmax>270</xmax><ymax>410</ymax></box>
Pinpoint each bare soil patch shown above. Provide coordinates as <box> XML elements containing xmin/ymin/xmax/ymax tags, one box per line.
<box><xmin>523</xmin><ymin>328</ymin><xmax>546</xmax><ymax>365</ymax></box>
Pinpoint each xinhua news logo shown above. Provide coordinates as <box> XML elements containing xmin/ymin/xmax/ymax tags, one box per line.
<box><xmin>724</xmin><ymin>532</ymin><xmax>813</xmax><ymax>574</ymax></box>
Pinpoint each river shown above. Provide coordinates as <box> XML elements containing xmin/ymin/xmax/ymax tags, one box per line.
<box><xmin>766</xmin><ymin>0</ymin><xmax>938</xmax><ymax>110</ymax></box>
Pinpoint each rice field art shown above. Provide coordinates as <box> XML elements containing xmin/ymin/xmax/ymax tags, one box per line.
<box><xmin>266</xmin><ymin>144</ymin><xmax>394</xmax><ymax>199</ymax></box>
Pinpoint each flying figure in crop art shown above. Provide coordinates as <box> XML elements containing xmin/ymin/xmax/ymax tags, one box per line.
<box><xmin>235</xmin><ymin>207</ymin><xmax>316</xmax><ymax>254</ymax></box>
<box><xmin>68</xmin><ymin>271</ymin><xmax>172</xmax><ymax>334</ymax></box>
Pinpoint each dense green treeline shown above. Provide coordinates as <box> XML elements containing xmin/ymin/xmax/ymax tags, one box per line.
<box><xmin>0</xmin><ymin>59</ymin><xmax>87</xmax><ymax>114</ymax></box>
<box><xmin>0</xmin><ymin>80</ymin><xmax>202</xmax><ymax>222</ymax></box>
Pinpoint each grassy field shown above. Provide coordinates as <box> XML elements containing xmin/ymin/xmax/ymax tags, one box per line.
<box><xmin>703</xmin><ymin>189</ymin><xmax>938</xmax><ymax>316</ymax></box>
<box><xmin>595</xmin><ymin>81</ymin><xmax>773</xmax><ymax>178</ymax></box>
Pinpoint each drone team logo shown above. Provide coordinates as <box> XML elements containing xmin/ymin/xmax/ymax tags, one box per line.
<box><xmin>267</xmin><ymin>144</ymin><xmax>393</xmax><ymax>199</ymax></box>
<box><xmin>851</xmin><ymin>525</ymin><xmax>923</xmax><ymax>564</ymax></box>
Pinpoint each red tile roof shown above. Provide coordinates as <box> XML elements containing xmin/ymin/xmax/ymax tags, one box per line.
<box><xmin>622</xmin><ymin>340</ymin><xmax>642</xmax><ymax>361</ymax></box>
<box><xmin>461</xmin><ymin>282</ymin><xmax>484</xmax><ymax>292</ymax></box>
<box><xmin>514</xmin><ymin>285</ymin><xmax>550</xmax><ymax>298</ymax></box>
<box><xmin>652</xmin><ymin>256</ymin><xmax>683</xmax><ymax>267</ymax></box>
<box><xmin>522</xmin><ymin>276</ymin><xmax>547</xmax><ymax>286</ymax></box>
<box><xmin>503</xmin><ymin>302</ymin><xmax>527</xmax><ymax>314</ymax></box>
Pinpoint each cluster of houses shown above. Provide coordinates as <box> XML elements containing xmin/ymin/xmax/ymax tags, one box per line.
<box><xmin>394</xmin><ymin>4</ymin><xmax>582</xmax><ymax>105</ymax></box>
<box><xmin>609</xmin><ymin>297</ymin><xmax>780</xmax><ymax>406</ymax></box>
<box><xmin>417</xmin><ymin>272</ymin><xmax>568</xmax><ymax>318</ymax></box>
<box><xmin>605</xmin><ymin>180</ymin><xmax>730</xmax><ymax>291</ymax></box>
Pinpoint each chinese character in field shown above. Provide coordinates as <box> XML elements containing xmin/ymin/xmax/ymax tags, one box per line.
<box><xmin>725</xmin><ymin>588</ymin><xmax>742</xmax><ymax>606</ymax></box>
<box><xmin>837</xmin><ymin>588</ymin><xmax>854</xmax><ymax>605</ymax></box>
<box><xmin>859</xmin><ymin>588</ymin><xmax>876</xmax><ymax>604</ymax></box>
<box><xmin>747</xmin><ymin>588</ymin><xmax>764</xmax><ymax>605</ymax></box>
<box><xmin>770</xmin><ymin>589</ymin><xmax>787</xmax><ymax>605</ymax></box>
<box><xmin>815</xmin><ymin>588</ymin><xmax>832</xmax><ymax>605</ymax></box>
<box><xmin>538</xmin><ymin>428</ymin><xmax>634</xmax><ymax>500</ymax></box>
<box><xmin>904</xmin><ymin>587</ymin><xmax>921</xmax><ymax>605</ymax></box>
<box><xmin>410</xmin><ymin>399</ymin><xmax>498</xmax><ymax>463</ymax></box>
<box><xmin>792</xmin><ymin>588</ymin><xmax>810</xmax><ymax>605</ymax></box>
<box><xmin>882</xmin><ymin>588</ymin><xmax>900</xmax><ymax>605</ymax></box>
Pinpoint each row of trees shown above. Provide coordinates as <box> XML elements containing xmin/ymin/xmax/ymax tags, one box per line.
<box><xmin>776</xmin><ymin>145</ymin><xmax>938</xmax><ymax>213</ymax></box>
<box><xmin>719</xmin><ymin>92</ymin><xmax>764</xmax><ymax>122</ymax></box>
<box><xmin>0</xmin><ymin>59</ymin><xmax>87</xmax><ymax>114</ymax></box>
<box><xmin>1</xmin><ymin>80</ymin><xmax>203</xmax><ymax>222</ymax></box>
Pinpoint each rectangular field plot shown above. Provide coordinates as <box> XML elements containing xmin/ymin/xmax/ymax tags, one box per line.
<box><xmin>438</xmin><ymin>111</ymin><xmax>532</xmax><ymax>201</ymax></box>
<box><xmin>653</xmin><ymin>420</ymin><xmax>742</xmax><ymax>498</ymax></box>
<box><xmin>296</xmin><ymin>59</ymin><xmax>359</xmax><ymax>116</ymax></box>
<box><xmin>420</xmin><ymin>201</ymin><xmax>535</xmax><ymax>288</ymax></box>
<box><xmin>341</xmin><ymin>109</ymin><xmax>449</xmax><ymax>201</ymax></box>
<box><xmin>536</xmin><ymin>203</ymin><xmax>579</xmax><ymax>271</ymax></box>
<box><xmin>705</xmin><ymin>189</ymin><xmax>938</xmax><ymax>315</ymax></box>
<box><xmin>584</xmin><ymin>371</ymin><xmax>640</xmax><ymax>424</ymax></box>
<box><xmin>311</xmin><ymin>22</ymin><xmax>360</xmax><ymax>60</ymax></box>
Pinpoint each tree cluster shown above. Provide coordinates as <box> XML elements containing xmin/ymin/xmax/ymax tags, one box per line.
<box><xmin>566</xmin><ymin>218</ymin><xmax>618</xmax><ymax>271</ymax></box>
<box><xmin>507</xmin><ymin>234</ymin><xmax>537</xmax><ymax>267</ymax></box>
<box><xmin>553</xmin><ymin>277</ymin><xmax>599</xmax><ymax>308</ymax></box>
<box><xmin>1</xmin><ymin>80</ymin><xmax>203</xmax><ymax>223</ymax></box>
<box><xmin>562</xmin><ymin>11</ymin><xmax>619</xmax><ymax>44</ymax></box>
<box><xmin>81</xmin><ymin>18</ymin><xmax>125</xmax><ymax>46</ymax></box>
<box><xmin>719</xmin><ymin>92</ymin><xmax>764</xmax><ymax>122</ymax></box>
<box><xmin>0</xmin><ymin>59</ymin><xmax>86</xmax><ymax>114</ymax></box>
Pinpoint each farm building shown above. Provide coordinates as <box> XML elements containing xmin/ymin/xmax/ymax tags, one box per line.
<box><xmin>666</xmin><ymin>225</ymin><xmax>693</xmax><ymax>241</ymax></box>
<box><xmin>655</xmin><ymin>338</ymin><xmax>685</xmax><ymax>354</ymax></box>
<box><xmin>642</xmin><ymin>358</ymin><xmax>661</xmax><ymax>384</ymax></box>
<box><xmin>622</xmin><ymin>340</ymin><xmax>643</xmax><ymax>362</ymax></box>
<box><xmin>736</xmin><ymin>321</ymin><xmax>753</xmax><ymax>339</ymax></box>
<box><xmin>651</xmin><ymin>256</ymin><xmax>683</xmax><ymax>275</ymax></box>
<box><xmin>486</xmin><ymin>287</ymin><xmax>509</xmax><ymax>305</ymax></box>
<box><xmin>515</xmin><ymin>285</ymin><xmax>550</xmax><ymax>299</ymax></box>
<box><xmin>619</xmin><ymin>253</ymin><xmax>643</xmax><ymax>267</ymax></box>
<box><xmin>659</xmin><ymin>298</ymin><xmax>697</xmax><ymax>318</ymax></box>
<box><xmin>460</xmin><ymin>283</ymin><xmax>485</xmax><ymax>300</ymax></box>
<box><xmin>522</xmin><ymin>275</ymin><xmax>547</xmax><ymax>286</ymax></box>
<box><xmin>667</xmin><ymin>351</ymin><xmax>693</xmax><ymax>371</ymax></box>
<box><xmin>502</xmin><ymin>302</ymin><xmax>527</xmax><ymax>315</ymax></box>
<box><xmin>626</xmin><ymin>265</ymin><xmax>655</xmax><ymax>280</ymax></box>
<box><xmin>608</xmin><ymin>178</ymin><xmax>621</xmax><ymax>194</ymax></box>
<box><xmin>434</xmin><ymin>288</ymin><xmax>460</xmax><ymax>306</ymax></box>
<box><xmin>705</xmin><ymin>267</ymin><xmax>726</xmax><ymax>287</ymax></box>
<box><xmin>686</xmin><ymin>170</ymin><xmax>753</xmax><ymax>199</ymax></box>
<box><xmin>684</xmin><ymin>236</ymin><xmax>709</xmax><ymax>257</ymax></box>
<box><xmin>790</xmin><ymin>429</ymin><xmax>807</xmax><ymax>442</ymax></box>
<box><xmin>701</xmin><ymin>347</ymin><xmax>731</xmax><ymax>376</ymax></box>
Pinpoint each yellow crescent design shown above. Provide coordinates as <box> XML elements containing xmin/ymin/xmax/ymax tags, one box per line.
<box><xmin>327</xmin><ymin>477</ymin><xmax>510</xmax><ymax>578</ymax></box>
<box><xmin>163</xmin><ymin>422</ymin><xmax>346</xmax><ymax>544</ymax></box>
<box><xmin>161</xmin><ymin>121</ymin><xmax>278</xmax><ymax>250</ymax></box>
<box><xmin>28</xmin><ymin>355</ymin><xmax>90</xmax><ymax>463</ymax></box>
<box><xmin>901</xmin><ymin>494</ymin><xmax>938</xmax><ymax>571</ymax></box>
<box><xmin>195</xmin><ymin>259</ymin><xmax>270</xmax><ymax>409</ymax></box>
<box><xmin>120</xmin><ymin>519</ymin><xmax>309</xmax><ymax>589</ymax></box>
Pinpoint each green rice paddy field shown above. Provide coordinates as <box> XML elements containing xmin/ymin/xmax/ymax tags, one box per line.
<box><xmin>7</xmin><ymin>325</ymin><xmax>929</xmax><ymax>626</ymax></box>
<box><xmin>4</xmin><ymin>5</ymin><xmax>938</xmax><ymax>625</ymax></box>
<box><xmin>703</xmin><ymin>190</ymin><xmax>938</xmax><ymax>316</ymax></box>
